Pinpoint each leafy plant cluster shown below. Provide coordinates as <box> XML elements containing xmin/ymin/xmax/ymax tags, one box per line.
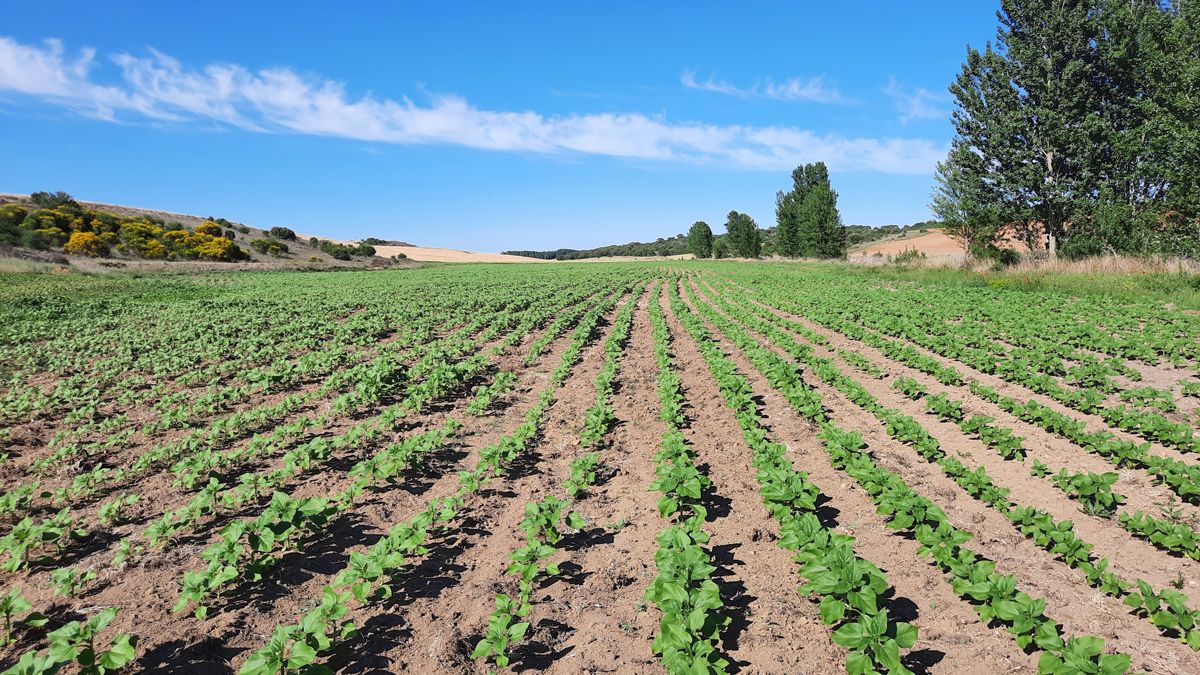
<box><xmin>579</xmin><ymin>288</ymin><xmax>639</xmax><ymax>448</ymax></box>
<box><xmin>3</xmin><ymin>607</ymin><xmax>137</xmax><ymax>675</ymax></box>
<box><xmin>1118</xmin><ymin>511</ymin><xmax>1199</xmax><ymax>562</ymax></box>
<box><xmin>644</xmin><ymin>283</ymin><xmax>730</xmax><ymax>673</ymax></box>
<box><xmin>838</xmin><ymin>349</ymin><xmax>886</xmax><ymax>379</ymax></box>
<box><xmin>466</xmin><ymin>370</ymin><xmax>516</xmax><ymax>416</ymax></box>
<box><xmin>0</xmin><ymin>508</ymin><xmax>87</xmax><ymax>572</ymax></box>
<box><xmin>1045</xmin><ymin>468</ymin><xmax>1126</xmax><ymax>519</ymax></box>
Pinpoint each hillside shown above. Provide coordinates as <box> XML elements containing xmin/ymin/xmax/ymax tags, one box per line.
<box><xmin>849</xmin><ymin>227</ymin><xmax>1030</xmax><ymax>265</ymax></box>
<box><xmin>0</xmin><ymin>193</ymin><xmax>575</xmax><ymax>270</ymax></box>
<box><xmin>0</xmin><ymin>193</ymin><xmax>415</xmax><ymax>271</ymax></box>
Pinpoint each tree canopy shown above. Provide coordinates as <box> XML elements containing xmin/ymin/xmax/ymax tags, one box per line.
<box><xmin>687</xmin><ymin>221</ymin><xmax>713</xmax><ymax>258</ymax></box>
<box><xmin>941</xmin><ymin>0</ymin><xmax>1200</xmax><ymax>259</ymax></box>
<box><xmin>724</xmin><ymin>210</ymin><xmax>761</xmax><ymax>258</ymax></box>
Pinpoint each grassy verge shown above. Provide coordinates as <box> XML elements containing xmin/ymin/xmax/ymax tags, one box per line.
<box><xmin>827</xmin><ymin>259</ymin><xmax>1200</xmax><ymax>310</ymax></box>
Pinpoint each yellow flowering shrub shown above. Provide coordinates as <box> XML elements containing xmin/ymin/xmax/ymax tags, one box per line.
<box><xmin>194</xmin><ymin>236</ymin><xmax>245</xmax><ymax>261</ymax></box>
<box><xmin>195</xmin><ymin>221</ymin><xmax>224</xmax><ymax>237</ymax></box>
<box><xmin>141</xmin><ymin>240</ymin><xmax>168</xmax><ymax>259</ymax></box>
<box><xmin>64</xmin><ymin>231</ymin><xmax>110</xmax><ymax>257</ymax></box>
<box><xmin>12</xmin><ymin>202</ymin><xmax>249</xmax><ymax>262</ymax></box>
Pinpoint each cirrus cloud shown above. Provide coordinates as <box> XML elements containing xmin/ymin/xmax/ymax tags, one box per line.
<box><xmin>681</xmin><ymin>68</ymin><xmax>853</xmax><ymax>104</ymax></box>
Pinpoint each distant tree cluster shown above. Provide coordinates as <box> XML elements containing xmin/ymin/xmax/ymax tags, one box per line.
<box><xmin>307</xmin><ymin>237</ymin><xmax>376</xmax><ymax>260</ymax></box>
<box><xmin>268</xmin><ymin>226</ymin><xmax>297</xmax><ymax>241</ymax></box>
<box><xmin>844</xmin><ymin>223</ymin><xmax>937</xmax><ymax>247</ymax></box>
<box><xmin>507</xmin><ymin>161</ymin><xmax>895</xmax><ymax>262</ymax></box>
<box><xmin>362</xmin><ymin>237</ymin><xmax>411</xmax><ymax>246</ymax></box>
<box><xmin>29</xmin><ymin>191</ymin><xmax>79</xmax><ymax>210</ymax></box>
<box><xmin>2</xmin><ymin>192</ymin><xmax>248</xmax><ymax>261</ymax></box>
<box><xmin>505</xmin><ymin>234</ymin><xmax>691</xmax><ymax>260</ymax></box>
<box><xmin>250</xmin><ymin>238</ymin><xmax>290</xmax><ymax>257</ymax></box>
<box><xmin>933</xmin><ymin>0</ymin><xmax>1200</xmax><ymax>260</ymax></box>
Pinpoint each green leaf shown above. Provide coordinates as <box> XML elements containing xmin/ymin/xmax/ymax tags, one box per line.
<box><xmin>1098</xmin><ymin>653</ymin><xmax>1131</xmax><ymax>675</ymax></box>
<box><xmin>566</xmin><ymin>511</ymin><xmax>586</xmax><ymax>530</ymax></box>
<box><xmin>893</xmin><ymin>621</ymin><xmax>918</xmax><ymax>649</ymax></box>
<box><xmin>470</xmin><ymin>637</ymin><xmax>494</xmax><ymax>659</ymax></box>
<box><xmin>845</xmin><ymin>650</ymin><xmax>874</xmax><ymax>675</ymax></box>
<box><xmin>818</xmin><ymin>596</ymin><xmax>846</xmax><ymax>625</ymax></box>
<box><xmin>98</xmin><ymin>634</ymin><xmax>139</xmax><ymax>669</ymax></box>
<box><xmin>832</xmin><ymin>622</ymin><xmax>868</xmax><ymax>649</ymax></box>
<box><xmin>287</xmin><ymin>641</ymin><xmax>317</xmax><ymax>668</ymax></box>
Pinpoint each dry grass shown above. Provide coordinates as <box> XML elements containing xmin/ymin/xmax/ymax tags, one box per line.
<box><xmin>1004</xmin><ymin>255</ymin><xmax>1200</xmax><ymax>276</ymax></box>
<box><xmin>0</xmin><ymin>257</ymin><xmax>63</xmax><ymax>274</ymax></box>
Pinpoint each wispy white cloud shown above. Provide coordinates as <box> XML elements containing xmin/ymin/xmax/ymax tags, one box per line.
<box><xmin>882</xmin><ymin>78</ymin><xmax>949</xmax><ymax>124</ymax></box>
<box><xmin>0</xmin><ymin>37</ymin><xmax>943</xmax><ymax>174</ymax></box>
<box><xmin>681</xmin><ymin>69</ymin><xmax>851</xmax><ymax>104</ymax></box>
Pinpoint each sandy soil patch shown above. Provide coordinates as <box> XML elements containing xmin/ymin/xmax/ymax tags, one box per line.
<box><xmin>373</xmin><ymin>245</ymin><xmax>551</xmax><ymax>264</ymax></box>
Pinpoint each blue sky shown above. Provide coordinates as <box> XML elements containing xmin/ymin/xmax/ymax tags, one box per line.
<box><xmin>0</xmin><ymin>2</ymin><xmax>997</xmax><ymax>251</ymax></box>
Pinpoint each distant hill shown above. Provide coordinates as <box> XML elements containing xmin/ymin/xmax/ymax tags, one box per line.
<box><xmin>504</xmin><ymin>221</ymin><xmax>941</xmax><ymax>260</ymax></box>
<box><xmin>0</xmin><ymin>192</ymin><xmax>412</xmax><ymax>271</ymax></box>
<box><xmin>0</xmin><ymin>191</ymin><xmax>559</xmax><ymax>270</ymax></box>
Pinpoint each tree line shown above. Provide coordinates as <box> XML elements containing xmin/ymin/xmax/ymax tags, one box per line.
<box><xmin>933</xmin><ymin>0</ymin><xmax>1200</xmax><ymax>260</ymax></box>
<box><xmin>686</xmin><ymin>161</ymin><xmax>847</xmax><ymax>259</ymax></box>
<box><xmin>507</xmin><ymin>160</ymin><xmax>863</xmax><ymax>261</ymax></box>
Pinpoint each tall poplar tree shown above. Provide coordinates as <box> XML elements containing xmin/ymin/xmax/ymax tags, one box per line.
<box><xmin>775</xmin><ymin>162</ymin><xmax>846</xmax><ymax>258</ymax></box>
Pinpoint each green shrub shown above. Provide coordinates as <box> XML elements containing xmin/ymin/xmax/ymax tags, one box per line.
<box><xmin>29</xmin><ymin>191</ymin><xmax>79</xmax><ymax>209</ymax></box>
<box><xmin>19</xmin><ymin>229</ymin><xmax>52</xmax><ymax>250</ymax></box>
<box><xmin>893</xmin><ymin>247</ymin><xmax>926</xmax><ymax>265</ymax></box>
<box><xmin>969</xmin><ymin>243</ymin><xmax>1020</xmax><ymax>267</ymax></box>
<box><xmin>0</xmin><ymin>205</ymin><xmax>24</xmax><ymax>245</ymax></box>
<box><xmin>269</xmin><ymin>226</ymin><xmax>297</xmax><ymax>241</ymax></box>
<box><xmin>250</xmin><ymin>238</ymin><xmax>289</xmax><ymax>257</ymax></box>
